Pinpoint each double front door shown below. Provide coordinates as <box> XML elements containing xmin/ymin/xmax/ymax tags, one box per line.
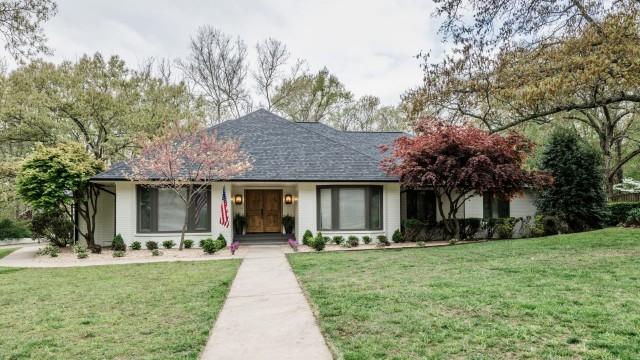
<box><xmin>245</xmin><ymin>190</ymin><xmax>282</xmax><ymax>233</ymax></box>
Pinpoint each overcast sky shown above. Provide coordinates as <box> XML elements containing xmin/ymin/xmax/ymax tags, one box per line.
<box><xmin>30</xmin><ymin>0</ymin><xmax>444</xmax><ymax>105</ymax></box>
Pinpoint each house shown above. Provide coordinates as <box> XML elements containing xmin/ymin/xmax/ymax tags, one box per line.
<box><xmin>88</xmin><ymin>109</ymin><xmax>538</xmax><ymax>246</ymax></box>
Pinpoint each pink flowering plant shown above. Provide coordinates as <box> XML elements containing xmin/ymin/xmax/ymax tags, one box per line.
<box><xmin>128</xmin><ymin>121</ymin><xmax>252</xmax><ymax>250</ymax></box>
<box><xmin>229</xmin><ymin>241</ymin><xmax>240</xmax><ymax>255</ymax></box>
<box><xmin>288</xmin><ymin>238</ymin><xmax>298</xmax><ymax>252</ymax></box>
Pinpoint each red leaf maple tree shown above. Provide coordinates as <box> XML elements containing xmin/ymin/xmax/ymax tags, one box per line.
<box><xmin>381</xmin><ymin>118</ymin><xmax>552</xmax><ymax>239</ymax></box>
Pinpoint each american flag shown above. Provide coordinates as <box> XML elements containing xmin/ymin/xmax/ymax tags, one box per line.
<box><xmin>219</xmin><ymin>185</ymin><xmax>229</xmax><ymax>227</ymax></box>
<box><xmin>193</xmin><ymin>191</ymin><xmax>207</xmax><ymax>225</ymax></box>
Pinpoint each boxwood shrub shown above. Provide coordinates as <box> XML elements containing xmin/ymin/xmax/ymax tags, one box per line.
<box><xmin>111</xmin><ymin>234</ymin><xmax>126</xmax><ymax>251</ymax></box>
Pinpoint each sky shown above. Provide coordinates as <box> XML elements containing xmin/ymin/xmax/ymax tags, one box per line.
<box><xmin>22</xmin><ymin>0</ymin><xmax>445</xmax><ymax>106</ymax></box>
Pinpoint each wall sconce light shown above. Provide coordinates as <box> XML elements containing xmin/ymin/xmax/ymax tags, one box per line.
<box><xmin>284</xmin><ymin>194</ymin><xmax>293</xmax><ymax>205</ymax></box>
<box><xmin>234</xmin><ymin>194</ymin><xmax>243</xmax><ymax>205</ymax></box>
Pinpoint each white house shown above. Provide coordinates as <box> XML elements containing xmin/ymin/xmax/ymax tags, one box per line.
<box><xmin>87</xmin><ymin>109</ymin><xmax>538</xmax><ymax>247</ymax></box>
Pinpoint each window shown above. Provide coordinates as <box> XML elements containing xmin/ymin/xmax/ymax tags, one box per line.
<box><xmin>483</xmin><ymin>193</ymin><xmax>510</xmax><ymax>219</ymax></box>
<box><xmin>137</xmin><ymin>186</ymin><xmax>211</xmax><ymax>233</ymax></box>
<box><xmin>404</xmin><ymin>190</ymin><xmax>437</xmax><ymax>225</ymax></box>
<box><xmin>317</xmin><ymin>186</ymin><xmax>383</xmax><ymax>230</ymax></box>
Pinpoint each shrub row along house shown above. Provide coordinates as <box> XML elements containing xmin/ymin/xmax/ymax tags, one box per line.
<box><xmin>86</xmin><ymin>110</ymin><xmax>539</xmax><ymax>247</ymax></box>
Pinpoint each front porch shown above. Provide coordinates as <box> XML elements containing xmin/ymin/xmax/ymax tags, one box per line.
<box><xmin>228</xmin><ymin>183</ymin><xmax>298</xmax><ymax>243</ymax></box>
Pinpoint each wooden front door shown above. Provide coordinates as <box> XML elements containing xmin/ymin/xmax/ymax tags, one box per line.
<box><xmin>245</xmin><ymin>190</ymin><xmax>282</xmax><ymax>233</ymax></box>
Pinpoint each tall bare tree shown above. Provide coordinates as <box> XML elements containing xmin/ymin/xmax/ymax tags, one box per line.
<box><xmin>0</xmin><ymin>0</ymin><xmax>57</xmax><ymax>63</ymax></box>
<box><xmin>178</xmin><ymin>26</ymin><xmax>251</xmax><ymax>125</ymax></box>
<box><xmin>254</xmin><ymin>38</ymin><xmax>289</xmax><ymax>110</ymax></box>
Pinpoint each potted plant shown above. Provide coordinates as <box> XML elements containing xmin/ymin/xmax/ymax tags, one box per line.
<box><xmin>282</xmin><ymin>215</ymin><xmax>295</xmax><ymax>234</ymax></box>
<box><xmin>233</xmin><ymin>214</ymin><xmax>246</xmax><ymax>235</ymax></box>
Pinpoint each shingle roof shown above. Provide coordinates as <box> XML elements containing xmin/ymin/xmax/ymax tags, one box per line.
<box><xmin>92</xmin><ymin>109</ymin><xmax>405</xmax><ymax>182</ymax></box>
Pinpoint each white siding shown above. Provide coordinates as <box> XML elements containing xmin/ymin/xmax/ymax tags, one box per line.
<box><xmin>296</xmin><ymin>183</ymin><xmax>316</xmax><ymax>241</ymax></box>
<box><xmin>78</xmin><ymin>188</ymin><xmax>115</xmax><ymax>246</ymax></box>
<box><xmin>510</xmin><ymin>191</ymin><xmax>538</xmax><ymax>218</ymax></box>
<box><xmin>465</xmin><ymin>195</ymin><xmax>484</xmax><ymax>218</ymax></box>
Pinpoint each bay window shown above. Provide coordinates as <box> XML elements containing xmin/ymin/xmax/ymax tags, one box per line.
<box><xmin>137</xmin><ymin>186</ymin><xmax>211</xmax><ymax>233</ymax></box>
<box><xmin>317</xmin><ymin>186</ymin><xmax>383</xmax><ymax>231</ymax></box>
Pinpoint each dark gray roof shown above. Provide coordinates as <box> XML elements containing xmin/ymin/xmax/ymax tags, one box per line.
<box><xmin>92</xmin><ymin>109</ymin><xmax>405</xmax><ymax>182</ymax></box>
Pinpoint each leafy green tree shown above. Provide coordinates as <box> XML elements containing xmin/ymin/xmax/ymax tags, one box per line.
<box><xmin>0</xmin><ymin>0</ymin><xmax>57</xmax><ymax>62</ymax></box>
<box><xmin>1</xmin><ymin>53</ymin><xmax>201</xmax><ymax>164</ymax></box>
<box><xmin>272</xmin><ymin>67</ymin><xmax>352</xmax><ymax>122</ymax></box>
<box><xmin>16</xmin><ymin>143</ymin><xmax>104</xmax><ymax>248</ymax></box>
<box><xmin>536</xmin><ymin>128</ymin><xmax>608</xmax><ymax>231</ymax></box>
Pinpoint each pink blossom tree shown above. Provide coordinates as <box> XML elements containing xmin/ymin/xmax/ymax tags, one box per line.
<box><xmin>128</xmin><ymin>122</ymin><xmax>252</xmax><ymax>250</ymax></box>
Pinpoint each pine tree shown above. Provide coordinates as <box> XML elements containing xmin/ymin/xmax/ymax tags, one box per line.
<box><xmin>537</xmin><ymin>128</ymin><xmax>608</xmax><ymax>231</ymax></box>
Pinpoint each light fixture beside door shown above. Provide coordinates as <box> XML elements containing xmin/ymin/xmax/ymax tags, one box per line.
<box><xmin>284</xmin><ymin>194</ymin><xmax>293</xmax><ymax>205</ymax></box>
<box><xmin>234</xmin><ymin>194</ymin><xmax>243</xmax><ymax>205</ymax></box>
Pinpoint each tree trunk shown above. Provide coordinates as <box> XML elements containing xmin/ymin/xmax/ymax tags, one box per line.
<box><xmin>179</xmin><ymin>212</ymin><xmax>188</xmax><ymax>251</ymax></box>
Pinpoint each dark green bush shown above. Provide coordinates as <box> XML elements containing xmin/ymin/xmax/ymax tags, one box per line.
<box><xmin>625</xmin><ymin>208</ymin><xmax>640</xmax><ymax>227</ymax></box>
<box><xmin>495</xmin><ymin>218</ymin><xmax>518</xmax><ymax>239</ymax></box>
<box><xmin>111</xmin><ymin>234</ymin><xmax>126</xmax><ymax>251</ymax></box>
<box><xmin>362</xmin><ymin>236</ymin><xmax>372</xmax><ymax>244</ymax></box>
<box><xmin>202</xmin><ymin>238</ymin><xmax>217</xmax><ymax>254</ymax></box>
<box><xmin>312</xmin><ymin>233</ymin><xmax>325</xmax><ymax>251</ymax></box>
<box><xmin>184</xmin><ymin>239</ymin><xmax>194</xmax><ymax>249</ymax></box>
<box><xmin>130</xmin><ymin>241</ymin><xmax>142</xmax><ymax>250</ymax></box>
<box><xmin>216</xmin><ymin>234</ymin><xmax>227</xmax><ymax>248</ymax></box>
<box><xmin>392</xmin><ymin>229</ymin><xmax>404</xmax><ymax>243</ymax></box>
<box><xmin>332</xmin><ymin>236</ymin><xmax>344</xmax><ymax>244</ymax></box>
<box><xmin>481</xmin><ymin>218</ymin><xmax>497</xmax><ymax>239</ymax></box>
<box><xmin>77</xmin><ymin>250</ymin><xmax>88</xmax><ymax>259</ymax></box>
<box><xmin>91</xmin><ymin>245</ymin><xmax>102</xmax><ymax>254</ymax></box>
<box><xmin>0</xmin><ymin>218</ymin><xmax>31</xmax><ymax>240</ymax></box>
<box><xmin>162</xmin><ymin>240</ymin><xmax>175</xmax><ymax>249</ymax></box>
<box><xmin>347</xmin><ymin>235</ymin><xmax>359</xmax><ymax>247</ymax></box>
<box><xmin>403</xmin><ymin>219</ymin><xmax>423</xmax><ymax>242</ymax></box>
<box><xmin>30</xmin><ymin>212</ymin><xmax>71</xmax><ymax>247</ymax></box>
<box><xmin>607</xmin><ymin>202</ymin><xmax>640</xmax><ymax>226</ymax></box>
<box><xmin>112</xmin><ymin>250</ymin><xmax>125</xmax><ymax>258</ymax></box>
<box><xmin>377</xmin><ymin>235</ymin><xmax>390</xmax><ymax>246</ymax></box>
<box><xmin>302</xmin><ymin>230</ymin><xmax>313</xmax><ymax>246</ymax></box>
<box><xmin>145</xmin><ymin>241</ymin><xmax>158</xmax><ymax>250</ymax></box>
<box><xmin>540</xmin><ymin>215</ymin><xmax>570</xmax><ymax>236</ymax></box>
<box><xmin>460</xmin><ymin>218</ymin><xmax>482</xmax><ymax>240</ymax></box>
<box><xmin>215</xmin><ymin>238</ymin><xmax>226</xmax><ymax>250</ymax></box>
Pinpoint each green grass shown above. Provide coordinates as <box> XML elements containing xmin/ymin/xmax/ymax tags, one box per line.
<box><xmin>289</xmin><ymin>228</ymin><xmax>640</xmax><ymax>359</ymax></box>
<box><xmin>0</xmin><ymin>260</ymin><xmax>241</xmax><ymax>359</ymax></box>
<box><xmin>0</xmin><ymin>247</ymin><xmax>17</xmax><ymax>260</ymax></box>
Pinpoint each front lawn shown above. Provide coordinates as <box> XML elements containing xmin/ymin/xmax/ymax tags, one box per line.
<box><xmin>0</xmin><ymin>247</ymin><xmax>17</xmax><ymax>260</ymax></box>
<box><xmin>0</xmin><ymin>260</ymin><xmax>241</xmax><ymax>359</ymax></box>
<box><xmin>289</xmin><ymin>228</ymin><xmax>640</xmax><ymax>359</ymax></box>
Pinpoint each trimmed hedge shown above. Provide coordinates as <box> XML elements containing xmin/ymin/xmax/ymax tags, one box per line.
<box><xmin>606</xmin><ymin>202</ymin><xmax>640</xmax><ymax>226</ymax></box>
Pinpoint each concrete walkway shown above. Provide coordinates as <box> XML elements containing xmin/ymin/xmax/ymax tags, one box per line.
<box><xmin>200</xmin><ymin>246</ymin><xmax>332</xmax><ymax>360</ymax></box>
